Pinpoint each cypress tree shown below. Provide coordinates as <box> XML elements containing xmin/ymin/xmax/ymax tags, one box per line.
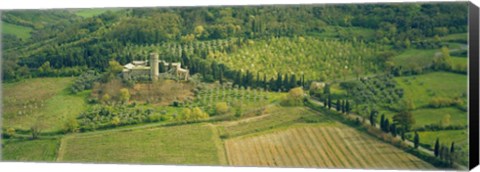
<box><xmin>269</xmin><ymin>78</ymin><xmax>275</xmax><ymax>91</ymax></box>
<box><xmin>290</xmin><ymin>74</ymin><xmax>297</xmax><ymax>88</ymax></box>
<box><xmin>244</xmin><ymin>70</ymin><xmax>253</xmax><ymax>88</ymax></box>
<box><xmin>345</xmin><ymin>100</ymin><xmax>350</xmax><ymax>113</ymax></box>
<box><xmin>301</xmin><ymin>74</ymin><xmax>305</xmax><ymax>88</ymax></box>
<box><xmin>159</xmin><ymin>62</ymin><xmax>165</xmax><ymax>73</ymax></box>
<box><xmin>263</xmin><ymin>74</ymin><xmax>267</xmax><ymax>90</ymax></box>
<box><xmin>369</xmin><ymin>110</ymin><xmax>377</xmax><ymax>127</ymax></box>
<box><xmin>341</xmin><ymin>100</ymin><xmax>345</xmax><ymax>113</ymax></box>
<box><xmin>450</xmin><ymin>142</ymin><xmax>455</xmax><ymax>164</ymax></box>
<box><xmin>327</xmin><ymin>95</ymin><xmax>332</xmax><ymax>109</ymax></box>
<box><xmin>380</xmin><ymin>114</ymin><xmax>385</xmax><ymax>131</ymax></box>
<box><xmin>234</xmin><ymin>71</ymin><xmax>242</xmax><ymax>87</ymax></box>
<box><xmin>219</xmin><ymin>70</ymin><xmax>224</xmax><ymax>85</ymax></box>
<box><xmin>401</xmin><ymin>130</ymin><xmax>405</xmax><ymax>141</ymax></box>
<box><xmin>390</xmin><ymin>124</ymin><xmax>397</xmax><ymax>137</ymax></box>
<box><xmin>450</xmin><ymin>141</ymin><xmax>455</xmax><ymax>153</ymax></box>
<box><xmin>256</xmin><ymin>72</ymin><xmax>260</xmax><ymax>88</ymax></box>
<box><xmin>276</xmin><ymin>73</ymin><xmax>282</xmax><ymax>91</ymax></box>
<box><xmin>434</xmin><ymin>138</ymin><xmax>440</xmax><ymax>157</ymax></box>
<box><xmin>369</xmin><ymin>112</ymin><xmax>374</xmax><ymax>126</ymax></box>
<box><xmin>336</xmin><ymin>99</ymin><xmax>340</xmax><ymax>111</ymax></box>
<box><xmin>413</xmin><ymin>131</ymin><xmax>419</xmax><ymax>149</ymax></box>
<box><xmin>384</xmin><ymin>119</ymin><xmax>390</xmax><ymax>133</ymax></box>
<box><xmin>283</xmin><ymin>74</ymin><xmax>289</xmax><ymax>90</ymax></box>
<box><xmin>444</xmin><ymin>145</ymin><xmax>450</xmax><ymax>162</ymax></box>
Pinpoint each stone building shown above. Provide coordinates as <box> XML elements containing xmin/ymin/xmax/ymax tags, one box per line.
<box><xmin>122</xmin><ymin>53</ymin><xmax>189</xmax><ymax>81</ymax></box>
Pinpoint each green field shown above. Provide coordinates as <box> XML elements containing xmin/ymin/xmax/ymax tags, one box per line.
<box><xmin>2</xmin><ymin>22</ymin><xmax>33</xmax><ymax>40</ymax></box>
<box><xmin>382</xmin><ymin>107</ymin><xmax>467</xmax><ymax>129</ymax></box>
<box><xmin>391</xmin><ymin>48</ymin><xmax>437</xmax><ymax>70</ymax></box>
<box><xmin>74</xmin><ymin>9</ymin><xmax>119</xmax><ymax>18</ymax></box>
<box><xmin>394</xmin><ymin>72</ymin><xmax>467</xmax><ymax>108</ymax></box>
<box><xmin>2</xmin><ymin>139</ymin><xmax>59</xmax><ymax>161</ymax></box>
<box><xmin>2</xmin><ymin>77</ymin><xmax>88</xmax><ymax>132</ymax></box>
<box><xmin>57</xmin><ymin>124</ymin><xmax>224</xmax><ymax>165</ymax></box>
<box><xmin>411</xmin><ymin>107</ymin><xmax>467</xmax><ymax>127</ymax></box>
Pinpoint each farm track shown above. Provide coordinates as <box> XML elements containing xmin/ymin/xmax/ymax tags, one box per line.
<box><xmin>208</xmin><ymin>124</ymin><xmax>228</xmax><ymax>165</ymax></box>
<box><xmin>225</xmin><ymin>124</ymin><xmax>435</xmax><ymax>169</ymax></box>
<box><xmin>55</xmin><ymin>136</ymin><xmax>69</xmax><ymax>162</ymax></box>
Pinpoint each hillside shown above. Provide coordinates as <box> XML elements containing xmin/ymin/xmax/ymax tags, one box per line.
<box><xmin>1</xmin><ymin>2</ymin><xmax>470</xmax><ymax>170</ymax></box>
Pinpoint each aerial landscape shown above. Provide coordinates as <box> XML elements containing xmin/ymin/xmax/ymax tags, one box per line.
<box><xmin>1</xmin><ymin>2</ymin><xmax>470</xmax><ymax>170</ymax></box>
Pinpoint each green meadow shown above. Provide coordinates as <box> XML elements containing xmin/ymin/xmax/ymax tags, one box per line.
<box><xmin>2</xmin><ymin>22</ymin><xmax>33</xmax><ymax>40</ymax></box>
<box><xmin>57</xmin><ymin>124</ymin><xmax>224</xmax><ymax>165</ymax></box>
<box><xmin>391</xmin><ymin>48</ymin><xmax>437</xmax><ymax>70</ymax></box>
<box><xmin>2</xmin><ymin>139</ymin><xmax>59</xmax><ymax>161</ymax></box>
<box><xmin>2</xmin><ymin>77</ymin><xmax>88</xmax><ymax>132</ymax></box>
<box><xmin>394</xmin><ymin>72</ymin><xmax>467</xmax><ymax>108</ymax></box>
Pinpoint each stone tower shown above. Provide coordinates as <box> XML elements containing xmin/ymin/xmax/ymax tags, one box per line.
<box><xmin>150</xmin><ymin>52</ymin><xmax>159</xmax><ymax>80</ymax></box>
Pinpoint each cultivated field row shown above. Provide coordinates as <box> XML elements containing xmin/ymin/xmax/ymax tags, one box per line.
<box><xmin>225</xmin><ymin>124</ymin><xmax>435</xmax><ymax>170</ymax></box>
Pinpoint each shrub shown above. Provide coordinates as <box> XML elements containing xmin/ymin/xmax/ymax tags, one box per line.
<box><xmin>215</xmin><ymin>102</ymin><xmax>229</xmax><ymax>115</ymax></box>
<box><xmin>71</xmin><ymin>70</ymin><xmax>100</xmax><ymax>94</ymax></box>
<box><xmin>101</xmin><ymin>94</ymin><xmax>111</xmax><ymax>104</ymax></box>
<box><xmin>63</xmin><ymin>117</ymin><xmax>79</xmax><ymax>133</ymax></box>
<box><xmin>111</xmin><ymin>117</ymin><xmax>121</xmax><ymax>126</ymax></box>
<box><xmin>119</xmin><ymin>88</ymin><xmax>130</xmax><ymax>104</ymax></box>
<box><xmin>5</xmin><ymin>128</ymin><xmax>15</xmax><ymax>138</ymax></box>
<box><xmin>282</xmin><ymin>87</ymin><xmax>305</xmax><ymax>106</ymax></box>
<box><xmin>234</xmin><ymin>108</ymin><xmax>243</xmax><ymax>118</ymax></box>
<box><xmin>148</xmin><ymin>114</ymin><xmax>161</xmax><ymax>122</ymax></box>
<box><xmin>429</xmin><ymin>97</ymin><xmax>455</xmax><ymax>108</ymax></box>
<box><xmin>191</xmin><ymin>107</ymin><xmax>209</xmax><ymax>121</ymax></box>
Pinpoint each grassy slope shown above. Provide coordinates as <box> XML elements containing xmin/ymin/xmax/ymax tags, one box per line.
<box><xmin>392</xmin><ymin>72</ymin><xmax>468</xmax><ymax>166</ymax></box>
<box><xmin>417</xmin><ymin>130</ymin><xmax>468</xmax><ymax>150</ymax></box>
<box><xmin>58</xmin><ymin>124</ymin><xmax>223</xmax><ymax>165</ymax></box>
<box><xmin>394</xmin><ymin>72</ymin><xmax>467</xmax><ymax>109</ymax></box>
<box><xmin>2</xmin><ymin>77</ymin><xmax>88</xmax><ymax>132</ymax></box>
<box><xmin>2</xmin><ymin>139</ymin><xmax>59</xmax><ymax>161</ymax></box>
<box><xmin>391</xmin><ymin>48</ymin><xmax>437</xmax><ymax>69</ymax></box>
<box><xmin>410</xmin><ymin>107</ymin><xmax>467</xmax><ymax>127</ymax></box>
<box><xmin>2</xmin><ymin>22</ymin><xmax>33</xmax><ymax>40</ymax></box>
<box><xmin>451</xmin><ymin>56</ymin><xmax>467</xmax><ymax>68</ymax></box>
<box><xmin>382</xmin><ymin>107</ymin><xmax>467</xmax><ymax>128</ymax></box>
